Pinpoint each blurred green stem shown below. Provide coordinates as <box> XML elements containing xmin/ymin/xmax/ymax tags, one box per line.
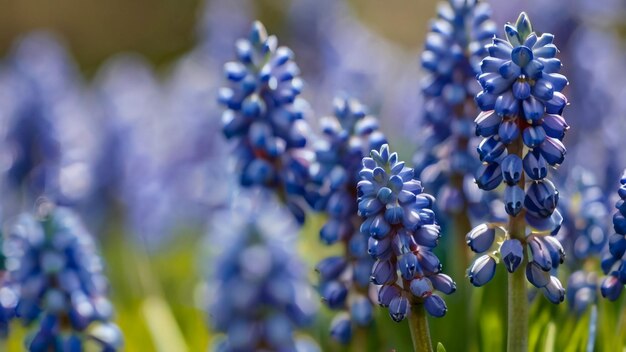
<box><xmin>352</xmin><ymin>326</ymin><xmax>367</xmax><ymax>352</ymax></box>
<box><xmin>408</xmin><ymin>302</ymin><xmax>433</xmax><ymax>352</ymax></box>
<box><xmin>507</xmin><ymin>151</ymin><xmax>528</xmax><ymax>352</ymax></box>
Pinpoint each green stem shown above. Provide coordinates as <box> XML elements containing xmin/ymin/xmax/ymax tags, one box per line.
<box><xmin>352</xmin><ymin>326</ymin><xmax>368</xmax><ymax>352</ymax></box>
<box><xmin>408</xmin><ymin>302</ymin><xmax>433</xmax><ymax>352</ymax></box>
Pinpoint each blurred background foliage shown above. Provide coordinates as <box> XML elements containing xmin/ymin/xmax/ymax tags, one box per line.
<box><xmin>0</xmin><ymin>0</ymin><xmax>625</xmax><ymax>351</ymax></box>
<box><xmin>0</xmin><ymin>0</ymin><xmax>436</xmax><ymax>74</ymax></box>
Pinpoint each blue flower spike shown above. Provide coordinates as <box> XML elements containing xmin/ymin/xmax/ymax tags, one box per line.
<box><xmin>219</xmin><ymin>21</ymin><xmax>313</xmax><ymax>223</ymax></box>
<box><xmin>208</xmin><ymin>199</ymin><xmax>318</xmax><ymax>351</ymax></box>
<box><xmin>358</xmin><ymin>144</ymin><xmax>454</xmax><ymax>322</ymax></box>
<box><xmin>414</xmin><ymin>0</ymin><xmax>497</xmax><ymax>220</ymax></box>
<box><xmin>557</xmin><ymin>168</ymin><xmax>610</xmax><ymax>313</ymax></box>
<box><xmin>0</xmin><ymin>205</ymin><xmax>122</xmax><ymax>351</ymax></box>
<box><xmin>308</xmin><ymin>97</ymin><xmax>386</xmax><ymax>343</ymax></box>
<box><xmin>468</xmin><ymin>12</ymin><xmax>568</xmax><ymax>304</ymax></box>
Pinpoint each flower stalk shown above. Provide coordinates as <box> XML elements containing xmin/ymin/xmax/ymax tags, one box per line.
<box><xmin>408</xmin><ymin>300</ymin><xmax>433</xmax><ymax>352</ymax></box>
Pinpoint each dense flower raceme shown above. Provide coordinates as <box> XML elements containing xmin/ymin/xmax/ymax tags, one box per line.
<box><xmin>600</xmin><ymin>170</ymin><xmax>626</xmax><ymax>301</ymax></box>
<box><xmin>218</xmin><ymin>21</ymin><xmax>313</xmax><ymax>224</ymax></box>
<box><xmin>467</xmin><ymin>13</ymin><xmax>568</xmax><ymax>304</ymax></box>
<box><xmin>307</xmin><ymin>97</ymin><xmax>385</xmax><ymax>343</ymax></box>
<box><xmin>414</xmin><ymin>0</ymin><xmax>496</xmax><ymax>217</ymax></box>
<box><xmin>357</xmin><ymin>144</ymin><xmax>455</xmax><ymax>321</ymax></box>
<box><xmin>0</xmin><ymin>32</ymin><xmax>101</xmax><ymax>212</ymax></box>
<box><xmin>557</xmin><ymin>169</ymin><xmax>610</xmax><ymax>313</ymax></box>
<box><xmin>1</xmin><ymin>205</ymin><xmax>122</xmax><ymax>351</ymax></box>
<box><xmin>208</xmin><ymin>196</ymin><xmax>318</xmax><ymax>352</ymax></box>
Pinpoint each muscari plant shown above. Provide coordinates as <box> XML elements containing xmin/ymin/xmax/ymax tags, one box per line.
<box><xmin>414</xmin><ymin>0</ymin><xmax>496</xmax><ymax>232</ymax></box>
<box><xmin>468</xmin><ymin>12</ymin><xmax>569</xmax><ymax>351</ymax></box>
<box><xmin>601</xmin><ymin>170</ymin><xmax>626</xmax><ymax>301</ymax></box>
<box><xmin>358</xmin><ymin>143</ymin><xmax>455</xmax><ymax>351</ymax></box>
<box><xmin>207</xmin><ymin>197</ymin><xmax>318</xmax><ymax>352</ymax></box>
<box><xmin>0</xmin><ymin>205</ymin><xmax>122</xmax><ymax>351</ymax></box>
<box><xmin>218</xmin><ymin>21</ymin><xmax>312</xmax><ymax>224</ymax></box>
<box><xmin>557</xmin><ymin>168</ymin><xmax>610</xmax><ymax>314</ymax></box>
<box><xmin>307</xmin><ymin>97</ymin><xmax>386</xmax><ymax>343</ymax></box>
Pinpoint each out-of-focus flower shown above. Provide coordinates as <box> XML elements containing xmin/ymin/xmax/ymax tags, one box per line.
<box><xmin>207</xmin><ymin>195</ymin><xmax>318</xmax><ymax>351</ymax></box>
<box><xmin>95</xmin><ymin>55</ymin><xmax>182</xmax><ymax>247</ymax></box>
<box><xmin>307</xmin><ymin>97</ymin><xmax>385</xmax><ymax>342</ymax></box>
<box><xmin>1</xmin><ymin>204</ymin><xmax>122</xmax><ymax>350</ymax></box>
<box><xmin>0</xmin><ymin>32</ymin><xmax>101</xmax><ymax>217</ymax></box>
<box><xmin>468</xmin><ymin>13</ymin><xmax>568</xmax><ymax>304</ymax></box>
<box><xmin>358</xmin><ymin>144</ymin><xmax>454</xmax><ymax>321</ymax></box>
<box><xmin>414</xmin><ymin>0</ymin><xmax>497</xmax><ymax>224</ymax></box>
<box><xmin>218</xmin><ymin>21</ymin><xmax>313</xmax><ymax>224</ymax></box>
<box><xmin>601</xmin><ymin>170</ymin><xmax>626</xmax><ymax>301</ymax></box>
<box><xmin>557</xmin><ymin>168</ymin><xmax>610</xmax><ymax>313</ymax></box>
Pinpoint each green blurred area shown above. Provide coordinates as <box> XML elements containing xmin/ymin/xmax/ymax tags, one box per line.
<box><xmin>0</xmin><ymin>0</ymin><xmax>435</xmax><ymax>75</ymax></box>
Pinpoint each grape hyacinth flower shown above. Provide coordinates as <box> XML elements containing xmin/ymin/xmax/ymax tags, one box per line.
<box><xmin>601</xmin><ymin>170</ymin><xmax>626</xmax><ymax>301</ymax></box>
<box><xmin>414</xmin><ymin>0</ymin><xmax>496</xmax><ymax>222</ymax></box>
<box><xmin>357</xmin><ymin>144</ymin><xmax>454</xmax><ymax>350</ymax></box>
<box><xmin>307</xmin><ymin>97</ymin><xmax>385</xmax><ymax>343</ymax></box>
<box><xmin>218</xmin><ymin>21</ymin><xmax>313</xmax><ymax>223</ymax></box>
<box><xmin>208</xmin><ymin>196</ymin><xmax>318</xmax><ymax>351</ymax></box>
<box><xmin>469</xmin><ymin>13</ymin><xmax>569</xmax><ymax>351</ymax></box>
<box><xmin>557</xmin><ymin>168</ymin><xmax>610</xmax><ymax>313</ymax></box>
<box><xmin>1</xmin><ymin>205</ymin><xmax>122</xmax><ymax>350</ymax></box>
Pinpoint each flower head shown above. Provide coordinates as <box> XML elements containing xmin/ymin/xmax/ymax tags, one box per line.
<box><xmin>358</xmin><ymin>144</ymin><xmax>454</xmax><ymax>320</ymax></box>
<box><xmin>475</xmin><ymin>12</ymin><xmax>569</xmax><ymax>225</ymax></box>
<box><xmin>208</xmin><ymin>196</ymin><xmax>318</xmax><ymax>351</ymax></box>
<box><xmin>308</xmin><ymin>97</ymin><xmax>385</xmax><ymax>342</ymax></box>
<box><xmin>218</xmin><ymin>21</ymin><xmax>312</xmax><ymax>223</ymax></box>
<box><xmin>1</xmin><ymin>205</ymin><xmax>122</xmax><ymax>350</ymax></box>
<box><xmin>467</xmin><ymin>13</ymin><xmax>568</xmax><ymax>304</ymax></box>
<box><xmin>415</xmin><ymin>0</ymin><xmax>497</xmax><ymax>217</ymax></box>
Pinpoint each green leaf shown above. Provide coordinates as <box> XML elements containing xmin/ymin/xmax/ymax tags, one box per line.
<box><xmin>437</xmin><ymin>342</ymin><xmax>447</xmax><ymax>352</ymax></box>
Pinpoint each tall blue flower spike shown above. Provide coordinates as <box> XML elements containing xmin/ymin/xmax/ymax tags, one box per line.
<box><xmin>557</xmin><ymin>168</ymin><xmax>610</xmax><ymax>313</ymax></box>
<box><xmin>0</xmin><ymin>205</ymin><xmax>122</xmax><ymax>350</ymax></box>
<box><xmin>218</xmin><ymin>21</ymin><xmax>313</xmax><ymax>224</ymax></box>
<box><xmin>468</xmin><ymin>13</ymin><xmax>568</xmax><ymax>304</ymax></box>
<box><xmin>307</xmin><ymin>97</ymin><xmax>385</xmax><ymax>342</ymax></box>
<box><xmin>0</xmin><ymin>32</ymin><xmax>101</xmax><ymax>214</ymax></box>
<box><xmin>357</xmin><ymin>144</ymin><xmax>455</xmax><ymax>321</ymax></box>
<box><xmin>601</xmin><ymin>170</ymin><xmax>626</xmax><ymax>301</ymax></box>
<box><xmin>414</xmin><ymin>0</ymin><xmax>497</xmax><ymax>219</ymax></box>
<box><xmin>208</xmin><ymin>195</ymin><xmax>318</xmax><ymax>351</ymax></box>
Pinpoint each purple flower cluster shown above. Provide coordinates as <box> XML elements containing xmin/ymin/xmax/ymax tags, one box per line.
<box><xmin>468</xmin><ymin>12</ymin><xmax>569</xmax><ymax>304</ymax></box>
<box><xmin>308</xmin><ymin>97</ymin><xmax>385</xmax><ymax>342</ymax></box>
<box><xmin>219</xmin><ymin>21</ymin><xmax>313</xmax><ymax>223</ymax></box>
<box><xmin>208</xmin><ymin>196</ymin><xmax>318</xmax><ymax>351</ymax></box>
<box><xmin>1</xmin><ymin>205</ymin><xmax>122</xmax><ymax>351</ymax></box>
<box><xmin>358</xmin><ymin>144</ymin><xmax>455</xmax><ymax>321</ymax></box>
<box><xmin>414</xmin><ymin>0</ymin><xmax>497</xmax><ymax>220</ymax></box>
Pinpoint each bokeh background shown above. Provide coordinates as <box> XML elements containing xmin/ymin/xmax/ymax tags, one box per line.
<box><xmin>1</xmin><ymin>0</ymin><xmax>626</xmax><ymax>351</ymax></box>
